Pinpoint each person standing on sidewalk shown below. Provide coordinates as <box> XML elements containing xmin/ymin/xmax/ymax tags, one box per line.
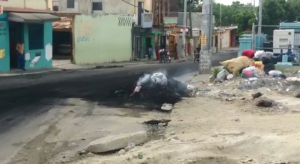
<box><xmin>155</xmin><ymin>41</ymin><xmax>159</xmax><ymax>60</ymax></box>
<box><xmin>147</xmin><ymin>44</ymin><xmax>153</xmax><ymax>60</ymax></box>
<box><xmin>174</xmin><ymin>43</ymin><xmax>178</xmax><ymax>60</ymax></box>
<box><xmin>16</xmin><ymin>40</ymin><xmax>26</xmax><ymax>70</ymax></box>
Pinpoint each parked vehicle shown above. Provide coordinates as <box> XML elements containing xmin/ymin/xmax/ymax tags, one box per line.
<box><xmin>159</xmin><ymin>49</ymin><xmax>171</xmax><ymax>63</ymax></box>
<box><xmin>58</xmin><ymin>44</ymin><xmax>72</xmax><ymax>55</ymax></box>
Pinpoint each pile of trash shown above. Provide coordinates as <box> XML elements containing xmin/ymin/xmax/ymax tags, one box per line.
<box><xmin>214</xmin><ymin>50</ymin><xmax>287</xmax><ymax>83</ymax></box>
<box><xmin>130</xmin><ymin>72</ymin><xmax>197</xmax><ymax>105</ymax></box>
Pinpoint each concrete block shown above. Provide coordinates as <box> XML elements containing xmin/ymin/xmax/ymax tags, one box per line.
<box><xmin>87</xmin><ymin>131</ymin><xmax>148</xmax><ymax>153</ymax></box>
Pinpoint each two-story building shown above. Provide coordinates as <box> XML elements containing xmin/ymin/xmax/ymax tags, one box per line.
<box><xmin>0</xmin><ymin>0</ymin><xmax>61</xmax><ymax>72</ymax></box>
<box><xmin>132</xmin><ymin>0</ymin><xmax>175</xmax><ymax>60</ymax></box>
<box><xmin>52</xmin><ymin>0</ymin><xmax>135</xmax><ymax>64</ymax></box>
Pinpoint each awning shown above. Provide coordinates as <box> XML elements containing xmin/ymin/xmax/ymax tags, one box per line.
<box><xmin>8</xmin><ymin>12</ymin><xmax>61</xmax><ymax>23</ymax></box>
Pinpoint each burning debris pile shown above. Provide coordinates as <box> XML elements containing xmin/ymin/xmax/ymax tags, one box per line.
<box><xmin>130</xmin><ymin>72</ymin><xmax>196</xmax><ymax>105</ymax></box>
<box><xmin>108</xmin><ymin>72</ymin><xmax>197</xmax><ymax>111</ymax></box>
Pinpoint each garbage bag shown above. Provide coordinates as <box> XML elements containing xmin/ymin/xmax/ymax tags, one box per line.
<box><xmin>215</xmin><ymin>69</ymin><xmax>229</xmax><ymax>82</ymax></box>
<box><xmin>243</xmin><ymin>66</ymin><xmax>260</xmax><ymax>77</ymax></box>
<box><xmin>227</xmin><ymin>74</ymin><xmax>234</xmax><ymax>80</ymax></box>
<box><xmin>268</xmin><ymin>70</ymin><xmax>286</xmax><ymax>78</ymax></box>
<box><xmin>220</xmin><ymin>56</ymin><xmax>253</xmax><ymax>75</ymax></box>
<box><xmin>268</xmin><ymin>70</ymin><xmax>282</xmax><ymax>77</ymax></box>
<box><xmin>241</xmin><ymin>70</ymin><xmax>254</xmax><ymax>78</ymax></box>
<box><xmin>241</xmin><ymin>49</ymin><xmax>255</xmax><ymax>58</ymax></box>
<box><xmin>151</xmin><ymin>72</ymin><xmax>168</xmax><ymax>86</ymax></box>
<box><xmin>254</xmin><ymin>50</ymin><xmax>265</xmax><ymax>60</ymax></box>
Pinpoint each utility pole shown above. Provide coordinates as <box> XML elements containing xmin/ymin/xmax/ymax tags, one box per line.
<box><xmin>220</xmin><ymin>3</ymin><xmax>221</xmax><ymax>26</ymax></box>
<box><xmin>188</xmin><ymin>0</ymin><xmax>193</xmax><ymax>54</ymax></box>
<box><xmin>258</xmin><ymin>0</ymin><xmax>262</xmax><ymax>34</ymax></box>
<box><xmin>181</xmin><ymin>0</ymin><xmax>187</xmax><ymax>58</ymax></box>
<box><xmin>199</xmin><ymin>0</ymin><xmax>212</xmax><ymax>74</ymax></box>
<box><xmin>209</xmin><ymin>0</ymin><xmax>213</xmax><ymax>49</ymax></box>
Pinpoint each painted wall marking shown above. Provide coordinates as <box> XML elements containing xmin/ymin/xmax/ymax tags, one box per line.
<box><xmin>199</xmin><ymin>50</ymin><xmax>212</xmax><ymax>70</ymax></box>
<box><xmin>77</xmin><ymin>36</ymin><xmax>89</xmax><ymax>42</ymax></box>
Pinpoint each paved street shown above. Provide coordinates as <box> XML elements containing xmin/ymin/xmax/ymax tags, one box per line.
<box><xmin>0</xmin><ymin>52</ymin><xmax>237</xmax><ymax>164</ymax></box>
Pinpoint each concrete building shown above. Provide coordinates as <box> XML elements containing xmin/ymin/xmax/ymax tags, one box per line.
<box><xmin>52</xmin><ymin>0</ymin><xmax>135</xmax><ymax>64</ymax></box>
<box><xmin>217</xmin><ymin>26</ymin><xmax>238</xmax><ymax>49</ymax></box>
<box><xmin>57</xmin><ymin>0</ymin><xmax>134</xmax><ymax>15</ymax></box>
<box><xmin>0</xmin><ymin>0</ymin><xmax>60</xmax><ymax>72</ymax></box>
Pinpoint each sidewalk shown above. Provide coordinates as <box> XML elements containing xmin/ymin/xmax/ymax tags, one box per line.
<box><xmin>0</xmin><ymin>58</ymin><xmax>190</xmax><ymax>77</ymax></box>
<box><xmin>213</xmin><ymin>47</ymin><xmax>238</xmax><ymax>55</ymax></box>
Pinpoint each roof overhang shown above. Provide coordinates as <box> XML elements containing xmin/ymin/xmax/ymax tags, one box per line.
<box><xmin>8</xmin><ymin>12</ymin><xmax>60</xmax><ymax>23</ymax></box>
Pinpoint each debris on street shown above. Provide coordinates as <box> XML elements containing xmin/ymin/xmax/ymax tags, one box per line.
<box><xmin>252</xmin><ymin>92</ymin><xmax>263</xmax><ymax>99</ymax></box>
<box><xmin>255</xmin><ymin>99</ymin><xmax>274</xmax><ymax>107</ymax></box>
<box><xmin>143</xmin><ymin>119</ymin><xmax>171</xmax><ymax>126</ymax></box>
<box><xmin>160</xmin><ymin>103</ymin><xmax>173</xmax><ymax>111</ymax></box>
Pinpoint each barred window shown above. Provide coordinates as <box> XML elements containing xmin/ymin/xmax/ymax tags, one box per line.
<box><xmin>279</xmin><ymin>38</ymin><xmax>288</xmax><ymax>42</ymax></box>
<box><xmin>143</xmin><ymin>13</ymin><xmax>152</xmax><ymax>22</ymax></box>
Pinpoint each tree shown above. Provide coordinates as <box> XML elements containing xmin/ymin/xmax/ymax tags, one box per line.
<box><xmin>176</xmin><ymin>0</ymin><xmax>200</xmax><ymax>11</ymax></box>
<box><xmin>177</xmin><ymin>0</ymin><xmax>300</xmax><ymax>37</ymax></box>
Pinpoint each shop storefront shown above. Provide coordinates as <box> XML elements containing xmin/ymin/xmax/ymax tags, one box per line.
<box><xmin>0</xmin><ymin>11</ymin><xmax>60</xmax><ymax>72</ymax></box>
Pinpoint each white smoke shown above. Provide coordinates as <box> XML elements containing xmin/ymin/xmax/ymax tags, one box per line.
<box><xmin>136</xmin><ymin>73</ymin><xmax>151</xmax><ymax>86</ymax></box>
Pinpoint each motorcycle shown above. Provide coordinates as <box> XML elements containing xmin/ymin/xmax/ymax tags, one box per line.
<box><xmin>159</xmin><ymin>49</ymin><xmax>171</xmax><ymax>63</ymax></box>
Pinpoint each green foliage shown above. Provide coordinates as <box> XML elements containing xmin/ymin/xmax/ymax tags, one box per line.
<box><xmin>176</xmin><ymin>0</ymin><xmax>201</xmax><ymax>11</ymax></box>
<box><xmin>176</xmin><ymin>0</ymin><xmax>300</xmax><ymax>37</ymax></box>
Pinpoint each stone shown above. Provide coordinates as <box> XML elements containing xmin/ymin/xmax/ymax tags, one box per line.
<box><xmin>161</xmin><ymin>103</ymin><xmax>173</xmax><ymax>111</ymax></box>
<box><xmin>124</xmin><ymin>142</ymin><xmax>136</xmax><ymax>151</ymax></box>
<box><xmin>87</xmin><ymin>131</ymin><xmax>148</xmax><ymax>153</ymax></box>
<box><xmin>170</xmin><ymin>131</ymin><xmax>176</xmax><ymax>135</ymax></box>
<box><xmin>118</xmin><ymin>149</ymin><xmax>126</xmax><ymax>155</ymax></box>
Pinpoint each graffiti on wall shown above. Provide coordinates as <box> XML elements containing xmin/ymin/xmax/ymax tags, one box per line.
<box><xmin>0</xmin><ymin>22</ymin><xmax>7</xmax><ymax>36</ymax></box>
<box><xmin>76</xmin><ymin>20</ymin><xmax>96</xmax><ymax>42</ymax></box>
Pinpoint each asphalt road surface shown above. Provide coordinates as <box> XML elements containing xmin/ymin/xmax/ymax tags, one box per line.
<box><xmin>0</xmin><ymin>53</ymin><xmax>237</xmax><ymax>130</ymax></box>
<box><xmin>0</xmin><ymin>52</ymin><xmax>237</xmax><ymax>164</ymax></box>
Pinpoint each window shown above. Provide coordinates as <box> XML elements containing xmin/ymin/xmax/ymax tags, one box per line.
<box><xmin>53</xmin><ymin>5</ymin><xmax>59</xmax><ymax>11</ymax></box>
<box><xmin>28</xmin><ymin>23</ymin><xmax>44</xmax><ymax>50</ymax></box>
<box><xmin>92</xmin><ymin>2</ymin><xmax>102</xmax><ymax>11</ymax></box>
<box><xmin>67</xmin><ymin>0</ymin><xmax>74</xmax><ymax>8</ymax></box>
<box><xmin>53</xmin><ymin>0</ymin><xmax>59</xmax><ymax>11</ymax></box>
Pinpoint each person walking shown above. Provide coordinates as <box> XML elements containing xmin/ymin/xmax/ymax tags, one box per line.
<box><xmin>16</xmin><ymin>40</ymin><xmax>26</xmax><ymax>70</ymax></box>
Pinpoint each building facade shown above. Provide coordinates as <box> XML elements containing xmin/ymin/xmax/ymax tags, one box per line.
<box><xmin>0</xmin><ymin>0</ymin><xmax>59</xmax><ymax>72</ymax></box>
<box><xmin>57</xmin><ymin>0</ymin><xmax>134</xmax><ymax>15</ymax></box>
<box><xmin>54</xmin><ymin>0</ymin><xmax>134</xmax><ymax>64</ymax></box>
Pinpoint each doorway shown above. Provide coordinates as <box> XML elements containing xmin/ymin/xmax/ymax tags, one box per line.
<box><xmin>53</xmin><ymin>30</ymin><xmax>72</xmax><ymax>60</ymax></box>
<box><xmin>215</xmin><ymin>35</ymin><xmax>218</xmax><ymax>51</ymax></box>
<box><xmin>52</xmin><ymin>29</ymin><xmax>73</xmax><ymax>68</ymax></box>
<box><xmin>145</xmin><ymin>37</ymin><xmax>151</xmax><ymax>58</ymax></box>
<box><xmin>8</xmin><ymin>22</ymin><xmax>23</xmax><ymax>69</ymax></box>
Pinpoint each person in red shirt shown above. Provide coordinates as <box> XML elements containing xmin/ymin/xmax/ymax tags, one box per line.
<box><xmin>241</xmin><ymin>49</ymin><xmax>255</xmax><ymax>59</ymax></box>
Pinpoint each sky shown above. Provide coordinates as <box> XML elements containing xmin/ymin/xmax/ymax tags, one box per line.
<box><xmin>214</xmin><ymin>0</ymin><xmax>259</xmax><ymax>6</ymax></box>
